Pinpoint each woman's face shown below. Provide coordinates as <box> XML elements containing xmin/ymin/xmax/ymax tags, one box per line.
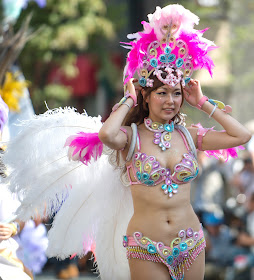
<box><xmin>145</xmin><ymin>83</ymin><xmax>183</xmax><ymax>123</ymax></box>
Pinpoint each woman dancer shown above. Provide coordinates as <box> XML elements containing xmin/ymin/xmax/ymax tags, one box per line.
<box><xmin>98</xmin><ymin>5</ymin><xmax>250</xmax><ymax>280</ymax></box>
<box><xmin>2</xmin><ymin>4</ymin><xmax>251</xmax><ymax>280</ymax></box>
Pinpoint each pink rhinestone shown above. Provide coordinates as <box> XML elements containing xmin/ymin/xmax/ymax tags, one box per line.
<box><xmin>153</xmin><ymin>139</ymin><xmax>160</xmax><ymax>145</ymax></box>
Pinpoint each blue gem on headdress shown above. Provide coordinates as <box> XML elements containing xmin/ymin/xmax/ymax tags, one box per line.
<box><xmin>139</xmin><ymin>77</ymin><xmax>147</xmax><ymax>87</ymax></box>
<box><xmin>176</xmin><ymin>58</ymin><xmax>184</xmax><ymax>68</ymax></box>
<box><xmin>150</xmin><ymin>58</ymin><xmax>158</xmax><ymax>68</ymax></box>
<box><xmin>164</xmin><ymin>46</ymin><xmax>172</xmax><ymax>55</ymax></box>
<box><xmin>159</xmin><ymin>54</ymin><xmax>167</xmax><ymax>63</ymax></box>
<box><xmin>185</xmin><ymin>77</ymin><xmax>191</xmax><ymax>84</ymax></box>
<box><xmin>168</xmin><ymin>54</ymin><xmax>176</xmax><ymax>62</ymax></box>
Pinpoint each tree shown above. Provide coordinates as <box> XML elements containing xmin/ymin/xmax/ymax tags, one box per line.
<box><xmin>14</xmin><ymin>0</ymin><xmax>116</xmax><ymax>112</ymax></box>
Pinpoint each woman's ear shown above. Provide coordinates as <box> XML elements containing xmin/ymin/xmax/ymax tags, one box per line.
<box><xmin>141</xmin><ymin>89</ymin><xmax>149</xmax><ymax>103</ymax></box>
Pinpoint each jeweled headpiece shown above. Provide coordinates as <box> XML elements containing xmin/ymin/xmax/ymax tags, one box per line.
<box><xmin>122</xmin><ymin>4</ymin><xmax>216</xmax><ymax>88</ymax></box>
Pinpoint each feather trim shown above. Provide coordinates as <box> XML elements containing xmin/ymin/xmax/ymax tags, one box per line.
<box><xmin>64</xmin><ymin>132</ymin><xmax>103</xmax><ymax>165</ymax></box>
<box><xmin>204</xmin><ymin>146</ymin><xmax>245</xmax><ymax>162</ymax></box>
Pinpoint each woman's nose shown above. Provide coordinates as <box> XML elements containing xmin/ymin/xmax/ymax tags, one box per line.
<box><xmin>166</xmin><ymin>94</ymin><xmax>174</xmax><ymax>103</ymax></box>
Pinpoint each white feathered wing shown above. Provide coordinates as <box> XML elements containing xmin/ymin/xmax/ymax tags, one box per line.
<box><xmin>2</xmin><ymin>108</ymin><xmax>133</xmax><ymax>280</ymax></box>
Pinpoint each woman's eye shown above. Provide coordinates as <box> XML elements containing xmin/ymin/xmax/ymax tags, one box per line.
<box><xmin>156</xmin><ymin>91</ymin><xmax>166</xmax><ymax>95</ymax></box>
<box><xmin>174</xmin><ymin>91</ymin><xmax>181</xmax><ymax>96</ymax></box>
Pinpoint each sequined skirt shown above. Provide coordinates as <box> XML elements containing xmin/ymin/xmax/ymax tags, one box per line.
<box><xmin>123</xmin><ymin>226</ymin><xmax>206</xmax><ymax>280</ymax></box>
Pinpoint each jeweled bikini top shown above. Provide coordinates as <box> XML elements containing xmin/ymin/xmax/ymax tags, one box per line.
<box><xmin>126</xmin><ymin>124</ymin><xmax>199</xmax><ymax>198</ymax></box>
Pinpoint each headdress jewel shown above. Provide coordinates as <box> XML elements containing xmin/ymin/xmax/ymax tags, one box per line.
<box><xmin>122</xmin><ymin>4</ymin><xmax>217</xmax><ymax>88</ymax></box>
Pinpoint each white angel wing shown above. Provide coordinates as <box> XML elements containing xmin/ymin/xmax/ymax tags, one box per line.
<box><xmin>1</xmin><ymin>107</ymin><xmax>133</xmax><ymax>280</ymax></box>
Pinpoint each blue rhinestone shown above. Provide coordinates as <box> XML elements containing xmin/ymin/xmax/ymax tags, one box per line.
<box><xmin>185</xmin><ymin>77</ymin><xmax>191</xmax><ymax>84</ymax></box>
<box><xmin>172</xmin><ymin>247</ymin><xmax>180</xmax><ymax>257</ymax></box>
<box><xmin>167</xmin><ymin>255</ymin><xmax>174</xmax><ymax>265</ymax></box>
<box><xmin>162</xmin><ymin>147</ymin><xmax>166</xmax><ymax>151</ymax></box>
<box><xmin>139</xmin><ymin>77</ymin><xmax>147</xmax><ymax>87</ymax></box>
<box><xmin>176</xmin><ymin>58</ymin><xmax>184</xmax><ymax>68</ymax></box>
<box><xmin>150</xmin><ymin>58</ymin><xmax>158</xmax><ymax>68</ymax></box>
<box><xmin>164</xmin><ymin>123</ymin><xmax>174</xmax><ymax>132</ymax></box>
<box><xmin>162</xmin><ymin>184</ymin><xmax>167</xmax><ymax>190</ymax></box>
<box><xmin>168</xmin><ymin>54</ymin><xmax>176</xmax><ymax>62</ymax></box>
<box><xmin>168</xmin><ymin>186</ymin><xmax>173</xmax><ymax>193</ymax></box>
<box><xmin>145</xmin><ymin>180</ymin><xmax>154</xmax><ymax>186</ymax></box>
<box><xmin>172</xmin><ymin>183</ymin><xmax>178</xmax><ymax>189</ymax></box>
<box><xmin>164</xmin><ymin>46</ymin><xmax>171</xmax><ymax>55</ymax></box>
<box><xmin>136</xmin><ymin>171</ymin><xmax>141</xmax><ymax>180</ymax></box>
<box><xmin>147</xmin><ymin>244</ymin><xmax>157</xmax><ymax>254</ymax></box>
<box><xmin>142</xmin><ymin>172</ymin><xmax>149</xmax><ymax>180</ymax></box>
<box><xmin>159</xmin><ymin>54</ymin><xmax>167</xmax><ymax>63</ymax></box>
<box><xmin>180</xmin><ymin>242</ymin><xmax>188</xmax><ymax>251</ymax></box>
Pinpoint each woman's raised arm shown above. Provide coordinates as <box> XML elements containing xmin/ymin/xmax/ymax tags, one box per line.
<box><xmin>98</xmin><ymin>79</ymin><xmax>137</xmax><ymax>150</ymax></box>
<box><xmin>184</xmin><ymin>79</ymin><xmax>251</xmax><ymax>151</ymax></box>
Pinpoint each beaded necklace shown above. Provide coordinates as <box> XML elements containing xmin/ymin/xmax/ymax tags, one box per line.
<box><xmin>144</xmin><ymin>117</ymin><xmax>174</xmax><ymax>151</ymax></box>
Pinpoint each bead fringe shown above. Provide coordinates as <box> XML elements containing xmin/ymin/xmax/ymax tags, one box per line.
<box><xmin>126</xmin><ymin>237</ymin><xmax>206</xmax><ymax>280</ymax></box>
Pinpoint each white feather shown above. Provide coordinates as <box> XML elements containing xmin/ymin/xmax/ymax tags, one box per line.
<box><xmin>1</xmin><ymin>107</ymin><xmax>133</xmax><ymax>280</ymax></box>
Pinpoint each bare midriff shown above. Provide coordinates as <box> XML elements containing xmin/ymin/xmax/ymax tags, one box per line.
<box><xmin>126</xmin><ymin>181</ymin><xmax>200</xmax><ymax>245</ymax></box>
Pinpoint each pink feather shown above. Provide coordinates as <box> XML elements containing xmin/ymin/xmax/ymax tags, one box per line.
<box><xmin>64</xmin><ymin>132</ymin><xmax>103</xmax><ymax>165</ymax></box>
<box><xmin>204</xmin><ymin>146</ymin><xmax>245</xmax><ymax>162</ymax></box>
<box><xmin>177</xmin><ymin>29</ymin><xmax>217</xmax><ymax>76</ymax></box>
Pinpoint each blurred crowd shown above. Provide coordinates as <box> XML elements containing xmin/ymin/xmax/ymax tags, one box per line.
<box><xmin>0</xmin><ymin>75</ymin><xmax>254</xmax><ymax>279</ymax></box>
<box><xmin>191</xmin><ymin>135</ymin><xmax>254</xmax><ymax>280</ymax></box>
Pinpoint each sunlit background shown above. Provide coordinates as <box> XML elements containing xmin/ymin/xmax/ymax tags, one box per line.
<box><xmin>1</xmin><ymin>1</ymin><xmax>254</xmax><ymax>280</ymax></box>
<box><xmin>1</xmin><ymin>0</ymin><xmax>253</xmax><ymax>126</ymax></box>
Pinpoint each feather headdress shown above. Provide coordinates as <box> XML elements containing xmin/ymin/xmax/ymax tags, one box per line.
<box><xmin>122</xmin><ymin>4</ymin><xmax>216</xmax><ymax>87</ymax></box>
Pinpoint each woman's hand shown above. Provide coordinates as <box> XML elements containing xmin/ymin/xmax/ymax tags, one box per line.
<box><xmin>183</xmin><ymin>79</ymin><xmax>203</xmax><ymax>107</ymax></box>
<box><xmin>0</xmin><ymin>223</ymin><xmax>14</xmax><ymax>240</ymax></box>
<box><xmin>125</xmin><ymin>78</ymin><xmax>139</xmax><ymax>98</ymax></box>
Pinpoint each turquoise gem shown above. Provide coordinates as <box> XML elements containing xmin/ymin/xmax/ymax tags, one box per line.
<box><xmin>147</xmin><ymin>244</ymin><xmax>157</xmax><ymax>254</ymax></box>
<box><xmin>185</xmin><ymin>77</ymin><xmax>191</xmax><ymax>84</ymax></box>
<box><xmin>139</xmin><ymin>77</ymin><xmax>146</xmax><ymax>87</ymax></box>
<box><xmin>142</xmin><ymin>172</ymin><xmax>149</xmax><ymax>180</ymax></box>
<box><xmin>168</xmin><ymin>186</ymin><xmax>173</xmax><ymax>192</ymax></box>
<box><xmin>167</xmin><ymin>255</ymin><xmax>174</xmax><ymax>265</ymax></box>
<box><xmin>150</xmin><ymin>58</ymin><xmax>158</xmax><ymax>68</ymax></box>
<box><xmin>164</xmin><ymin>123</ymin><xmax>174</xmax><ymax>132</ymax></box>
<box><xmin>136</xmin><ymin>171</ymin><xmax>141</xmax><ymax>180</ymax></box>
<box><xmin>172</xmin><ymin>247</ymin><xmax>180</xmax><ymax>257</ymax></box>
<box><xmin>183</xmin><ymin>176</ymin><xmax>193</xmax><ymax>182</ymax></box>
<box><xmin>164</xmin><ymin>46</ymin><xmax>171</xmax><ymax>54</ymax></box>
<box><xmin>162</xmin><ymin>184</ymin><xmax>167</xmax><ymax>190</ymax></box>
<box><xmin>145</xmin><ymin>180</ymin><xmax>154</xmax><ymax>186</ymax></box>
<box><xmin>172</xmin><ymin>183</ymin><xmax>178</xmax><ymax>189</ymax></box>
<box><xmin>176</xmin><ymin>58</ymin><xmax>184</xmax><ymax>68</ymax></box>
<box><xmin>180</xmin><ymin>242</ymin><xmax>188</xmax><ymax>251</ymax></box>
<box><xmin>123</xmin><ymin>235</ymin><xmax>128</xmax><ymax>242</ymax></box>
<box><xmin>168</xmin><ymin>54</ymin><xmax>176</xmax><ymax>62</ymax></box>
<box><xmin>159</xmin><ymin>54</ymin><xmax>166</xmax><ymax>63</ymax></box>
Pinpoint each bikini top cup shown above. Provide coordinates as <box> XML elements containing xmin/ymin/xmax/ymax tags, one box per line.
<box><xmin>126</xmin><ymin>124</ymin><xmax>199</xmax><ymax>197</ymax></box>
